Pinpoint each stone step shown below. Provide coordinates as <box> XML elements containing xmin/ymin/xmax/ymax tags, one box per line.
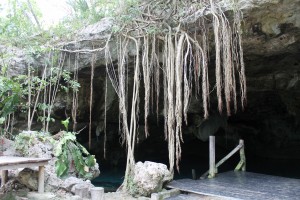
<box><xmin>26</xmin><ymin>192</ymin><xmax>56</xmax><ymax>200</ymax></box>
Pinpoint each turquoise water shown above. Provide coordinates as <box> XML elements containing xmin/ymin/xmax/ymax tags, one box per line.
<box><xmin>92</xmin><ymin>168</ymin><xmax>124</xmax><ymax>192</ymax></box>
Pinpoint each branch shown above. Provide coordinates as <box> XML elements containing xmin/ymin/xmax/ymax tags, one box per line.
<box><xmin>26</xmin><ymin>0</ymin><xmax>42</xmax><ymax>31</ymax></box>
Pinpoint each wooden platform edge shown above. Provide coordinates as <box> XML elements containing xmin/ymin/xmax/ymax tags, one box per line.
<box><xmin>0</xmin><ymin>161</ymin><xmax>49</xmax><ymax>170</ymax></box>
<box><xmin>0</xmin><ymin>158</ymin><xmax>51</xmax><ymax>166</ymax></box>
<box><xmin>166</xmin><ymin>184</ymin><xmax>240</xmax><ymax>200</ymax></box>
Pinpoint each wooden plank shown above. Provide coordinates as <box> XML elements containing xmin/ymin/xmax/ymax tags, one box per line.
<box><xmin>0</xmin><ymin>161</ymin><xmax>49</xmax><ymax>170</ymax></box>
<box><xmin>0</xmin><ymin>156</ymin><xmax>50</xmax><ymax>166</ymax></box>
<box><xmin>216</xmin><ymin>144</ymin><xmax>242</xmax><ymax>169</ymax></box>
<box><xmin>167</xmin><ymin>171</ymin><xmax>300</xmax><ymax>200</ymax></box>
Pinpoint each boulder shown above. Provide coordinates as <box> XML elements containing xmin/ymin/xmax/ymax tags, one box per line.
<box><xmin>62</xmin><ymin>177</ymin><xmax>95</xmax><ymax>195</ymax></box>
<box><xmin>17</xmin><ymin>168</ymin><xmax>39</xmax><ymax>190</ymax></box>
<box><xmin>129</xmin><ymin>161</ymin><xmax>172</xmax><ymax>197</ymax></box>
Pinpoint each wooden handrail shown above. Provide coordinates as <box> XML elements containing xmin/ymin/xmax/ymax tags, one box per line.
<box><xmin>200</xmin><ymin>137</ymin><xmax>246</xmax><ymax>179</ymax></box>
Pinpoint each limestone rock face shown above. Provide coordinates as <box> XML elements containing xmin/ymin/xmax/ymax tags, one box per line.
<box><xmin>1</xmin><ymin>137</ymin><xmax>21</xmax><ymax>156</ymax></box>
<box><xmin>77</xmin><ymin>17</ymin><xmax>114</xmax><ymax>40</ymax></box>
<box><xmin>129</xmin><ymin>161</ymin><xmax>172</xmax><ymax>197</ymax></box>
<box><xmin>0</xmin><ymin>45</ymin><xmax>41</xmax><ymax>77</ymax></box>
<box><xmin>240</xmin><ymin>0</ymin><xmax>300</xmax><ymax>57</ymax></box>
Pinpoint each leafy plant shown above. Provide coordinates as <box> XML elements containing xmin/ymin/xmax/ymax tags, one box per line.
<box><xmin>54</xmin><ymin>131</ymin><xmax>96</xmax><ymax>179</ymax></box>
<box><xmin>0</xmin><ymin>65</ymin><xmax>25</xmax><ymax>137</ymax></box>
<box><xmin>0</xmin><ymin>0</ymin><xmax>42</xmax><ymax>46</ymax></box>
<box><xmin>61</xmin><ymin>117</ymin><xmax>70</xmax><ymax>131</ymax></box>
<box><xmin>14</xmin><ymin>132</ymin><xmax>36</xmax><ymax>155</ymax></box>
<box><xmin>0</xmin><ymin>76</ymin><xmax>23</xmax><ymax>118</ymax></box>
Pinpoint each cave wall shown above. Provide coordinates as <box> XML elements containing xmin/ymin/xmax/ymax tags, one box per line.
<box><xmin>80</xmin><ymin>0</ymin><xmax>300</xmax><ymax>165</ymax></box>
<box><xmin>2</xmin><ymin>0</ymin><xmax>300</xmax><ymax>169</ymax></box>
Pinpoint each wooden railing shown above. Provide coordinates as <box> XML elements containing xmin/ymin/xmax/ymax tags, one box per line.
<box><xmin>200</xmin><ymin>136</ymin><xmax>246</xmax><ymax>179</ymax></box>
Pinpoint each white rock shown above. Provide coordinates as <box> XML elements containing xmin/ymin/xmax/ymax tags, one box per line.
<box><xmin>129</xmin><ymin>161</ymin><xmax>172</xmax><ymax>197</ymax></box>
<box><xmin>61</xmin><ymin>176</ymin><xmax>94</xmax><ymax>195</ymax></box>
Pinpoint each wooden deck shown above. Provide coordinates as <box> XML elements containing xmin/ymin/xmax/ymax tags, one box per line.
<box><xmin>167</xmin><ymin>171</ymin><xmax>300</xmax><ymax>200</ymax></box>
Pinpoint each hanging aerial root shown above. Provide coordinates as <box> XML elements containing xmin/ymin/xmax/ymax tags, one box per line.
<box><xmin>101</xmin><ymin>0</ymin><xmax>247</xmax><ymax>189</ymax></box>
<box><xmin>142</xmin><ymin>35</ymin><xmax>152</xmax><ymax>137</ymax></box>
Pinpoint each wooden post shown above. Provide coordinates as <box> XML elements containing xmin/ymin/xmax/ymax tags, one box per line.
<box><xmin>209</xmin><ymin>136</ymin><xmax>216</xmax><ymax>178</ymax></box>
<box><xmin>192</xmin><ymin>169</ymin><xmax>196</xmax><ymax>180</ymax></box>
<box><xmin>240</xmin><ymin>139</ymin><xmax>246</xmax><ymax>171</ymax></box>
<box><xmin>235</xmin><ymin>139</ymin><xmax>246</xmax><ymax>171</ymax></box>
<box><xmin>91</xmin><ymin>187</ymin><xmax>104</xmax><ymax>200</ymax></box>
<box><xmin>1</xmin><ymin>170</ymin><xmax>8</xmax><ymax>187</ymax></box>
<box><xmin>38</xmin><ymin>166</ymin><xmax>45</xmax><ymax>193</ymax></box>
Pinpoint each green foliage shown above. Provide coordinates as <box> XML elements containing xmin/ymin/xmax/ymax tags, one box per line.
<box><xmin>0</xmin><ymin>76</ymin><xmax>22</xmax><ymax>118</ymax></box>
<box><xmin>14</xmin><ymin>132</ymin><xmax>33</xmax><ymax>154</ymax></box>
<box><xmin>61</xmin><ymin>70</ymin><xmax>81</xmax><ymax>92</ymax></box>
<box><xmin>61</xmin><ymin>117</ymin><xmax>70</xmax><ymax>131</ymax></box>
<box><xmin>0</xmin><ymin>0</ymin><xmax>140</xmax><ymax>47</ymax></box>
<box><xmin>0</xmin><ymin>0</ymin><xmax>42</xmax><ymax>46</ymax></box>
<box><xmin>0</xmin><ymin>48</ymin><xmax>81</xmax><ymax>134</ymax></box>
<box><xmin>67</xmin><ymin>0</ymin><xmax>119</xmax><ymax>22</ymax></box>
<box><xmin>54</xmin><ymin>131</ymin><xmax>96</xmax><ymax>179</ymax></box>
<box><xmin>14</xmin><ymin>131</ymin><xmax>54</xmax><ymax>155</ymax></box>
<box><xmin>0</xmin><ymin>117</ymin><xmax>5</xmax><ymax>125</ymax></box>
<box><xmin>51</xmin><ymin>0</ymin><xmax>139</xmax><ymax>40</ymax></box>
<box><xmin>0</xmin><ymin>60</ymin><xmax>23</xmax><ymax>120</ymax></box>
<box><xmin>0</xmin><ymin>64</ymin><xmax>24</xmax><ymax>137</ymax></box>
